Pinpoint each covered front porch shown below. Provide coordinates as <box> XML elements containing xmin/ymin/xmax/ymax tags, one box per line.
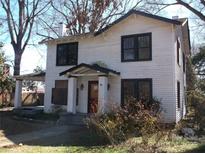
<box><xmin>58</xmin><ymin>63</ymin><xmax>120</xmax><ymax>114</ymax></box>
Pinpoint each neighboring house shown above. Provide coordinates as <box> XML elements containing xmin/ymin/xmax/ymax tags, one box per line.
<box><xmin>40</xmin><ymin>10</ymin><xmax>190</xmax><ymax>123</ymax></box>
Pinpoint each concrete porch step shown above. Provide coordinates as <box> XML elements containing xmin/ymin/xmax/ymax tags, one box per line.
<box><xmin>57</xmin><ymin>113</ymin><xmax>88</xmax><ymax>126</ymax></box>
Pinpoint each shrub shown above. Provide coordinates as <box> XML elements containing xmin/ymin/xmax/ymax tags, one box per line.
<box><xmin>186</xmin><ymin>90</ymin><xmax>205</xmax><ymax>131</ymax></box>
<box><xmin>86</xmin><ymin>97</ymin><xmax>171</xmax><ymax>151</ymax></box>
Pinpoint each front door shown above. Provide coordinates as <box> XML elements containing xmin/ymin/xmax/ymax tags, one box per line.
<box><xmin>88</xmin><ymin>81</ymin><xmax>98</xmax><ymax>113</ymax></box>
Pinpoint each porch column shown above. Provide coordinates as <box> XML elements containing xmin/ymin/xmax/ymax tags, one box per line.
<box><xmin>98</xmin><ymin>76</ymin><xmax>108</xmax><ymax>113</ymax></box>
<box><xmin>67</xmin><ymin>77</ymin><xmax>77</xmax><ymax>114</ymax></box>
<box><xmin>14</xmin><ymin>80</ymin><xmax>22</xmax><ymax>108</ymax></box>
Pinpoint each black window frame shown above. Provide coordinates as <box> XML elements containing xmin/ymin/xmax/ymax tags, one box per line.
<box><xmin>121</xmin><ymin>33</ymin><xmax>152</xmax><ymax>62</ymax></box>
<box><xmin>177</xmin><ymin>39</ymin><xmax>180</xmax><ymax>65</ymax></box>
<box><xmin>56</xmin><ymin>42</ymin><xmax>78</xmax><ymax>66</ymax></box>
<box><xmin>177</xmin><ymin>81</ymin><xmax>180</xmax><ymax>108</ymax></box>
<box><xmin>121</xmin><ymin>78</ymin><xmax>153</xmax><ymax>106</ymax></box>
<box><xmin>183</xmin><ymin>52</ymin><xmax>185</xmax><ymax>73</ymax></box>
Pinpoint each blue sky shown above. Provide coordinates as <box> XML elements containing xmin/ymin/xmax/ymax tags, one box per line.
<box><xmin>1</xmin><ymin>4</ymin><xmax>201</xmax><ymax>75</ymax></box>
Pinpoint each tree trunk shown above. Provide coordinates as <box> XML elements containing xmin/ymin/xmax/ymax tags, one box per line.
<box><xmin>14</xmin><ymin>52</ymin><xmax>22</xmax><ymax>76</ymax></box>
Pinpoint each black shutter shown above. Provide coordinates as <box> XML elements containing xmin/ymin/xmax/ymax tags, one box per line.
<box><xmin>177</xmin><ymin>81</ymin><xmax>180</xmax><ymax>108</ymax></box>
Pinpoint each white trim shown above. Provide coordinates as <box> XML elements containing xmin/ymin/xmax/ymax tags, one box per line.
<box><xmin>67</xmin><ymin>77</ymin><xmax>77</xmax><ymax>114</ymax></box>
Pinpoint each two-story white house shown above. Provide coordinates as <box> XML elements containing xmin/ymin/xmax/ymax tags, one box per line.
<box><xmin>39</xmin><ymin>10</ymin><xmax>190</xmax><ymax>123</ymax></box>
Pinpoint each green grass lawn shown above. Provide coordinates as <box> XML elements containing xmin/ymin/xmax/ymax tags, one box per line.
<box><xmin>0</xmin><ymin>145</ymin><xmax>125</xmax><ymax>153</ymax></box>
<box><xmin>0</xmin><ymin>137</ymin><xmax>204</xmax><ymax>153</ymax></box>
<box><xmin>159</xmin><ymin>137</ymin><xmax>205</xmax><ymax>153</ymax></box>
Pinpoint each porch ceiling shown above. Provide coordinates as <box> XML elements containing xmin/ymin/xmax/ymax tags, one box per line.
<box><xmin>14</xmin><ymin>71</ymin><xmax>45</xmax><ymax>81</ymax></box>
<box><xmin>59</xmin><ymin>63</ymin><xmax>120</xmax><ymax>77</ymax></box>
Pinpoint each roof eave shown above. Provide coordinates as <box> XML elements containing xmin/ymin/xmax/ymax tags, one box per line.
<box><xmin>39</xmin><ymin>33</ymin><xmax>94</xmax><ymax>45</ymax></box>
<box><xmin>59</xmin><ymin>63</ymin><xmax>120</xmax><ymax>76</ymax></box>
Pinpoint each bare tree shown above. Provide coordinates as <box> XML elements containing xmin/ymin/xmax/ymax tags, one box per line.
<box><xmin>40</xmin><ymin>0</ymin><xmax>143</xmax><ymax>37</ymax></box>
<box><xmin>0</xmin><ymin>0</ymin><xmax>50</xmax><ymax>75</ymax></box>
<box><xmin>143</xmin><ymin>0</ymin><xmax>205</xmax><ymax>21</ymax></box>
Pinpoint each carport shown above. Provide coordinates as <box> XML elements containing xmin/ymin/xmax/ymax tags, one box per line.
<box><xmin>13</xmin><ymin>71</ymin><xmax>45</xmax><ymax>108</ymax></box>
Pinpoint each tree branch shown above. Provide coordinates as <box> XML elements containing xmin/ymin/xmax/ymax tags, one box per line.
<box><xmin>176</xmin><ymin>0</ymin><xmax>205</xmax><ymax>21</ymax></box>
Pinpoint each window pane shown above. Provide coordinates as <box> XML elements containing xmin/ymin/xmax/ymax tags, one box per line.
<box><xmin>138</xmin><ymin>35</ymin><xmax>150</xmax><ymax>48</ymax></box>
<box><xmin>123</xmin><ymin>80</ymin><xmax>136</xmax><ymax>104</ymax></box>
<box><xmin>138</xmin><ymin>35</ymin><xmax>151</xmax><ymax>60</ymax></box>
<box><xmin>138</xmin><ymin>80</ymin><xmax>151</xmax><ymax>101</ymax></box>
<box><xmin>123</xmin><ymin>49</ymin><xmax>135</xmax><ymax>60</ymax></box>
<box><xmin>123</xmin><ymin>37</ymin><xmax>134</xmax><ymax>49</ymax></box>
<box><xmin>138</xmin><ymin>48</ymin><xmax>150</xmax><ymax>60</ymax></box>
<box><xmin>57</xmin><ymin>45</ymin><xmax>67</xmax><ymax>65</ymax></box>
<box><xmin>67</xmin><ymin>44</ymin><xmax>78</xmax><ymax>65</ymax></box>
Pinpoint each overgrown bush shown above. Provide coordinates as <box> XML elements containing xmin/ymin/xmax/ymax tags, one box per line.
<box><xmin>186</xmin><ymin>90</ymin><xmax>205</xmax><ymax>131</ymax></box>
<box><xmin>86</xmin><ymin>97</ymin><xmax>173</xmax><ymax>152</ymax></box>
<box><xmin>0</xmin><ymin>48</ymin><xmax>14</xmax><ymax>107</ymax></box>
<box><xmin>186</xmin><ymin>54</ymin><xmax>205</xmax><ymax>131</ymax></box>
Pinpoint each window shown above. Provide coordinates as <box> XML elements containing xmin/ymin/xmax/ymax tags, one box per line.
<box><xmin>138</xmin><ymin>35</ymin><xmax>151</xmax><ymax>60</ymax></box>
<box><xmin>76</xmin><ymin>88</ymin><xmax>79</xmax><ymax>106</ymax></box>
<box><xmin>121</xmin><ymin>79</ymin><xmax>152</xmax><ymax>107</ymax></box>
<box><xmin>177</xmin><ymin>39</ymin><xmax>180</xmax><ymax>65</ymax></box>
<box><xmin>138</xmin><ymin>80</ymin><xmax>152</xmax><ymax>101</ymax></box>
<box><xmin>177</xmin><ymin>81</ymin><xmax>180</xmax><ymax>108</ymax></box>
<box><xmin>183</xmin><ymin>53</ymin><xmax>185</xmax><ymax>72</ymax></box>
<box><xmin>122</xmin><ymin>37</ymin><xmax>135</xmax><ymax>60</ymax></box>
<box><xmin>52</xmin><ymin>80</ymin><xmax>68</xmax><ymax>105</ymax></box>
<box><xmin>55</xmin><ymin>80</ymin><xmax>68</xmax><ymax>88</ymax></box>
<box><xmin>56</xmin><ymin>42</ymin><xmax>78</xmax><ymax>66</ymax></box>
<box><xmin>121</xmin><ymin>33</ymin><xmax>152</xmax><ymax>62</ymax></box>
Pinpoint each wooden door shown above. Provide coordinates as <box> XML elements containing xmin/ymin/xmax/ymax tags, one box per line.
<box><xmin>88</xmin><ymin>81</ymin><xmax>98</xmax><ymax>113</ymax></box>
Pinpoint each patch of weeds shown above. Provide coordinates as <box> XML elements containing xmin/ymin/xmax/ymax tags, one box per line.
<box><xmin>76</xmin><ymin>130</ymin><xmax>109</xmax><ymax>146</ymax></box>
<box><xmin>86</xmin><ymin>97</ymin><xmax>175</xmax><ymax>152</ymax></box>
<box><xmin>185</xmin><ymin>143</ymin><xmax>205</xmax><ymax>152</ymax></box>
<box><xmin>159</xmin><ymin>136</ymin><xmax>205</xmax><ymax>153</ymax></box>
<box><xmin>0</xmin><ymin>145</ymin><xmax>127</xmax><ymax>153</ymax></box>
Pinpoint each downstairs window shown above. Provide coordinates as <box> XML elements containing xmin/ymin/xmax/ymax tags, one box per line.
<box><xmin>121</xmin><ymin>79</ymin><xmax>152</xmax><ymax>107</ymax></box>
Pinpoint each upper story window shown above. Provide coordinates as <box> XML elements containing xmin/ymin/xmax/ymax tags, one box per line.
<box><xmin>177</xmin><ymin>38</ymin><xmax>180</xmax><ymax>65</ymax></box>
<box><xmin>121</xmin><ymin>33</ymin><xmax>152</xmax><ymax>62</ymax></box>
<box><xmin>56</xmin><ymin>42</ymin><xmax>78</xmax><ymax>66</ymax></box>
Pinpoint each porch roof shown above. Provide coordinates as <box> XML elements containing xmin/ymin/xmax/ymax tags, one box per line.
<box><xmin>59</xmin><ymin>63</ymin><xmax>120</xmax><ymax>77</ymax></box>
<box><xmin>14</xmin><ymin>71</ymin><xmax>45</xmax><ymax>81</ymax></box>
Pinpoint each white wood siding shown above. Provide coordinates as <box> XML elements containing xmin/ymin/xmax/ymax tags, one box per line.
<box><xmin>44</xmin><ymin>14</ymin><xmax>185</xmax><ymax>122</ymax></box>
<box><xmin>174</xmin><ymin>25</ymin><xmax>187</xmax><ymax>122</ymax></box>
